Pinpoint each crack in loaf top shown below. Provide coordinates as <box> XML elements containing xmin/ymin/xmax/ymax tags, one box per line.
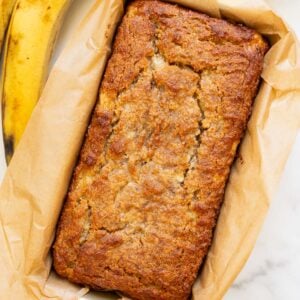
<box><xmin>53</xmin><ymin>1</ymin><xmax>268</xmax><ymax>299</ymax></box>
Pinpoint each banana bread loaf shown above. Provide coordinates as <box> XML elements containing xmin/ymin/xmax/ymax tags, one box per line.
<box><xmin>53</xmin><ymin>1</ymin><xmax>268</xmax><ymax>299</ymax></box>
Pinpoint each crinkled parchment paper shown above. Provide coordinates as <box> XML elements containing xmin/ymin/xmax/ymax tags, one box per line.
<box><xmin>0</xmin><ymin>0</ymin><xmax>300</xmax><ymax>299</ymax></box>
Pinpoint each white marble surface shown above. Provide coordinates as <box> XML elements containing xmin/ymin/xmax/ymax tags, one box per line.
<box><xmin>0</xmin><ymin>0</ymin><xmax>299</xmax><ymax>299</ymax></box>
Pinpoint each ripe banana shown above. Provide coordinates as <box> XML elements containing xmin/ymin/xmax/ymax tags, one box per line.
<box><xmin>0</xmin><ymin>0</ymin><xmax>16</xmax><ymax>48</ymax></box>
<box><xmin>2</xmin><ymin>0</ymin><xmax>71</xmax><ymax>163</ymax></box>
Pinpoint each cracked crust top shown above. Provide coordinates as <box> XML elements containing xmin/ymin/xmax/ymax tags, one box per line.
<box><xmin>53</xmin><ymin>1</ymin><xmax>268</xmax><ymax>299</ymax></box>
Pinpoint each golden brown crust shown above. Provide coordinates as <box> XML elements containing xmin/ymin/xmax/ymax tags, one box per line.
<box><xmin>53</xmin><ymin>1</ymin><xmax>268</xmax><ymax>299</ymax></box>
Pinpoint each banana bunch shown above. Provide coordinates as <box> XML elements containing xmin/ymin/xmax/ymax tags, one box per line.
<box><xmin>1</xmin><ymin>0</ymin><xmax>71</xmax><ymax>163</ymax></box>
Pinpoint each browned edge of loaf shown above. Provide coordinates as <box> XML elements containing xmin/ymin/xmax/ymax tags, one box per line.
<box><xmin>53</xmin><ymin>1</ymin><xmax>268</xmax><ymax>299</ymax></box>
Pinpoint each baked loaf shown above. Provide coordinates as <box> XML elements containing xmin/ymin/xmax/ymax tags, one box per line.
<box><xmin>53</xmin><ymin>1</ymin><xmax>268</xmax><ymax>299</ymax></box>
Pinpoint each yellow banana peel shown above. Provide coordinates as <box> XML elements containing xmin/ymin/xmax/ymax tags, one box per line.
<box><xmin>2</xmin><ymin>0</ymin><xmax>71</xmax><ymax>163</ymax></box>
<box><xmin>0</xmin><ymin>0</ymin><xmax>17</xmax><ymax>48</ymax></box>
